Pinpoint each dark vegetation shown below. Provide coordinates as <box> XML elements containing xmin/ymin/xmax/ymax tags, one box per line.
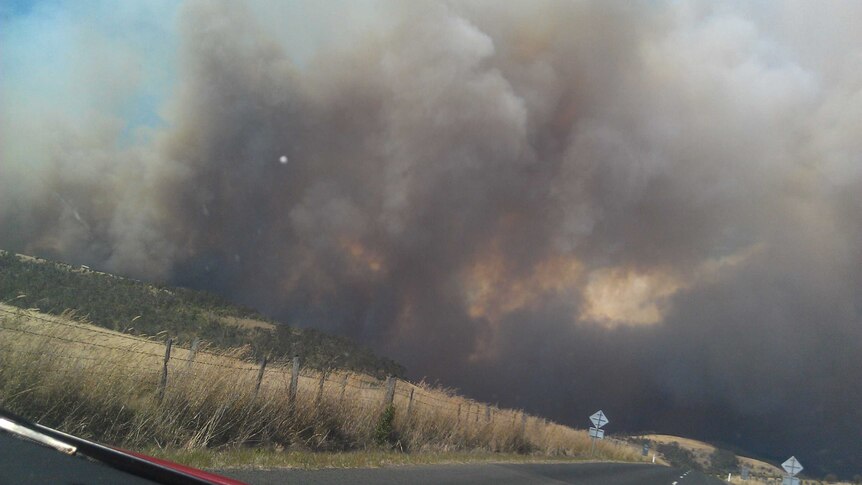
<box><xmin>374</xmin><ymin>404</ymin><xmax>397</xmax><ymax>447</ymax></box>
<box><xmin>656</xmin><ymin>442</ymin><xmax>703</xmax><ymax>472</ymax></box>
<box><xmin>708</xmin><ymin>448</ymin><xmax>738</xmax><ymax>474</ymax></box>
<box><xmin>0</xmin><ymin>250</ymin><xmax>403</xmax><ymax>377</ymax></box>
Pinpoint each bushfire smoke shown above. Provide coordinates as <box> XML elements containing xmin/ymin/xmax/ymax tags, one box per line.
<box><xmin>2</xmin><ymin>0</ymin><xmax>861</xmax><ymax>476</ymax></box>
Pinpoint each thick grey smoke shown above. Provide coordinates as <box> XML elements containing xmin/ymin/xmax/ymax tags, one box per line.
<box><xmin>2</xmin><ymin>0</ymin><xmax>861</xmax><ymax>476</ymax></box>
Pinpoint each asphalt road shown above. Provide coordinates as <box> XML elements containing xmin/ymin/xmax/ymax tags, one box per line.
<box><xmin>216</xmin><ymin>462</ymin><xmax>727</xmax><ymax>485</ymax></box>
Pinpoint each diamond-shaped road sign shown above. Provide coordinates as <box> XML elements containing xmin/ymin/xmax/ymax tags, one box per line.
<box><xmin>782</xmin><ymin>456</ymin><xmax>803</xmax><ymax>476</ymax></box>
<box><xmin>589</xmin><ymin>427</ymin><xmax>605</xmax><ymax>439</ymax></box>
<box><xmin>590</xmin><ymin>410</ymin><xmax>609</xmax><ymax>428</ymax></box>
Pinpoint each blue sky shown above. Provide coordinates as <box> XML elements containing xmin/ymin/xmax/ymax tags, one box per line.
<box><xmin>1</xmin><ymin>0</ymin><xmax>385</xmax><ymax>147</ymax></box>
<box><xmin>2</xmin><ymin>0</ymin><xmax>180</xmax><ymax>143</ymax></box>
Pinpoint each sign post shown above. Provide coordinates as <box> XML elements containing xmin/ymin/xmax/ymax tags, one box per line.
<box><xmin>781</xmin><ymin>456</ymin><xmax>803</xmax><ymax>485</ymax></box>
<box><xmin>588</xmin><ymin>410</ymin><xmax>609</xmax><ymax>457</ymax></box>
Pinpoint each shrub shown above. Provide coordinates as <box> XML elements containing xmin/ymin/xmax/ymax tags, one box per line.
<box><xmin>375</xmin><ymin>404</ymin><xmax>397</xmax><ymax>446</ymax></box>
<box><xmin>657</xmin><ymin>442</ymin><xmax>702</xmax><ymax>471</ymax></box>
<box><xmin>708</xmin><ymin>448</ymin><xmax>738</xmax><ymax>473</ymax></box>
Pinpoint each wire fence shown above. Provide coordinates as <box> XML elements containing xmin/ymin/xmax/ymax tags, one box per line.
<box><xmin>0</xmin><ymin>305</ymin><xmax>546</xmax><ymax>430</ymax></box>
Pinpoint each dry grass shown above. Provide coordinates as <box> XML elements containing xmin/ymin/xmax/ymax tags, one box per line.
<box><xmin>639</xmin><ymin>434</ymin><xmax>783</xmax><ymax>478</ymax></box>
<box><xmin>148</xmin><ymin>448</ymin><xmax>597</xmax><ymax>470</ymax></box>
<box><xmin>0</xmin><ymin>304</ymin><xmax>646</xmax><ymax>464</ymax></box>
<box><xmin>208</xmin><ymin>313</ymin><xmax>276</xmax><ymax>331</ymax></box>
<box><xmin>639</xmin><ymin>434</ymin><xmax>719</xmax><ymax>471</ymax></box>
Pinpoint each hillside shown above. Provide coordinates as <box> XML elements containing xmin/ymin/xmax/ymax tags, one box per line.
<box><xmin>0</xmin><ymin>250</ymin><xmax>403</xmax><ymax>377</ymax></box>
<box><xmin>0</xmin><ymin>304</ymin><xmax>646</xmax><ymax>462</ymax></box>
<box><xmin>637</xmin><ymin>434</ymin><xmax>784</xmax><ymax>479</ymax></box>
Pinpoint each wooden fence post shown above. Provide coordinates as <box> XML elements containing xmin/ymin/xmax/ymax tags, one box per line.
<box><xmin>186</xmin><ymin>338</ymin><xmax>200</xmax><ymax>369</ymax></box>
<box><xmin>457</xmin><ymin>403</ymin><xmax>462</xmax><ymax>424</ymax></box>
<box><xmin>254</xmin><ymin>355</ymin><xmax>267</xmax><ymax>399</ymax></box>
<box><xmin>315</xmin><ymin>370</ymin><xmax>326</xmax><ymax>408</ymax></box>
<box><xmin>382</xmin><ymin>376</ymin><xmax>396</xmax><ymax>410</ymax></box>
<box><xmin>289</xmin><ymin>355</ymin><xmax>300</xmax><ymax>405</ymax></box>
<box><xmin>406</xmin><ymin>388</ymin><xmax>414</xmax><ymax>419</ymax></box>
<box><xmin>521</xmin><ymin>412</ymin><xmax>527</xmax><ymax>434</ymax></box>
<box><xmin>475</xmin><ymin>404</ymin><xmax>479</xmax><ymax>423</ymax></box>
<box><xmin>485</xmin><ymin>404</ymin><xmax>491</xmax><ymax>423</ymax></box>
<box><xmin>157</xmin><ymin>337</ymin><xmax>172</xmax><ymax>403</ymax></box>
<box><xmin>339</xmin><ymin>374</ymin><xmax>348</xmax><ymax>403</ymax></box>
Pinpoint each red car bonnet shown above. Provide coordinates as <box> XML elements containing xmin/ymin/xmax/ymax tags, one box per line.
<box><xmin>116</xmin><ymin>448</ymin><xmax>248</xmax><ymax>485</ymax></box>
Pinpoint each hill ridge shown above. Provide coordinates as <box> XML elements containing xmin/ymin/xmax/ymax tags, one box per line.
<box><xmin>0</xmin><ymin>249</ymin><xmax>403</xmax><ymax>377</ymax></box>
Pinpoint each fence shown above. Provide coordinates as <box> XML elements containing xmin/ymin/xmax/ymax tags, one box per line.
<box><xmin>0</xmin><ymin>305</ymin><xmax>531</xmax><ymax>424</ymax></box>
<box><xmin>0</xmin><ymin>304</ymin><xmax>638</xmax><ymax>458</ymax></box>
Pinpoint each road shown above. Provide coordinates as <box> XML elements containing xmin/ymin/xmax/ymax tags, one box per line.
<box><xmin>215</xmin><ymin>462</ymin><xmax>727</xmax><ymax>485</ymax></box>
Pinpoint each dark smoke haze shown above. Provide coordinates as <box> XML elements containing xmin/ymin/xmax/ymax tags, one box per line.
<box><xmin>2</xmin><ymin>0</ymin><xmax>861</xmax><ymax>476</ymax></box>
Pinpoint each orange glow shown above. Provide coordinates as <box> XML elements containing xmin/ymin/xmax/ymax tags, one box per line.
<box><xmin>580</xmin><ymin>268</ymin><xmax>682</xmax><ymax>326</ymax></box>
<box><xmin>462</xmin><ymin>242</ymin><xmax>762</xmax><ymax>361</ymax></box>
<box><xmin>463</xmin><ymin>245</ymin><xmax>583</xmax><ymax>322</ymax></box>
<box><xmin>341</xmin><ymin>239</ymin><xmax>384</xmax><ymax>273</ymax></box>
<box><xmin>462</xmin><ymin>245</ymin><xmax>582</xmax><ymax>362</ymax></box>
<box><xmin>580</xmin><ymin>245</ymin><xmax>763</xmax><ymax>326</ymax></box>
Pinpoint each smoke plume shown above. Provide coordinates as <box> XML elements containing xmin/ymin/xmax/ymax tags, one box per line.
<box><xmin>2</xmin><ymin>0</ymin><xmax>861</xmax><ymax>476</ymax></box>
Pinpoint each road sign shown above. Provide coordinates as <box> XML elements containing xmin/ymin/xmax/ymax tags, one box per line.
<box><xmin>741</xmin><ymin>466</ymin><xmax>750</xmax><ymax>480</ymax></box>
<box><xmin>589</xmin><ymin>410</ymin><xmax>609</xmax><ymax>428</ymax></box>
<box><xmin>782</xmin><ymin>478</ymin><xmax>799</xmax><ymax>485</ymax></box>
<box><xmin>782</xmin><ymin>456</ymin><xmax>803</xmax><ymax>476</ymax></box>
<box><xmin>587</xmin><ymin>410</ymin><xmax>608</xmax><ymax>457</ymax></box>
<box><xmin>642</xmin><ymin>443</ymin><xmax>649</xmax><ymax>456</ymax></box>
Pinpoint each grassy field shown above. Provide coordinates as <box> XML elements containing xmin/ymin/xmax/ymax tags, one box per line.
<box><xmin>0</xmin><ymin>304</ymin><xmax>646</xmax><ymax>466</ymax></box>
